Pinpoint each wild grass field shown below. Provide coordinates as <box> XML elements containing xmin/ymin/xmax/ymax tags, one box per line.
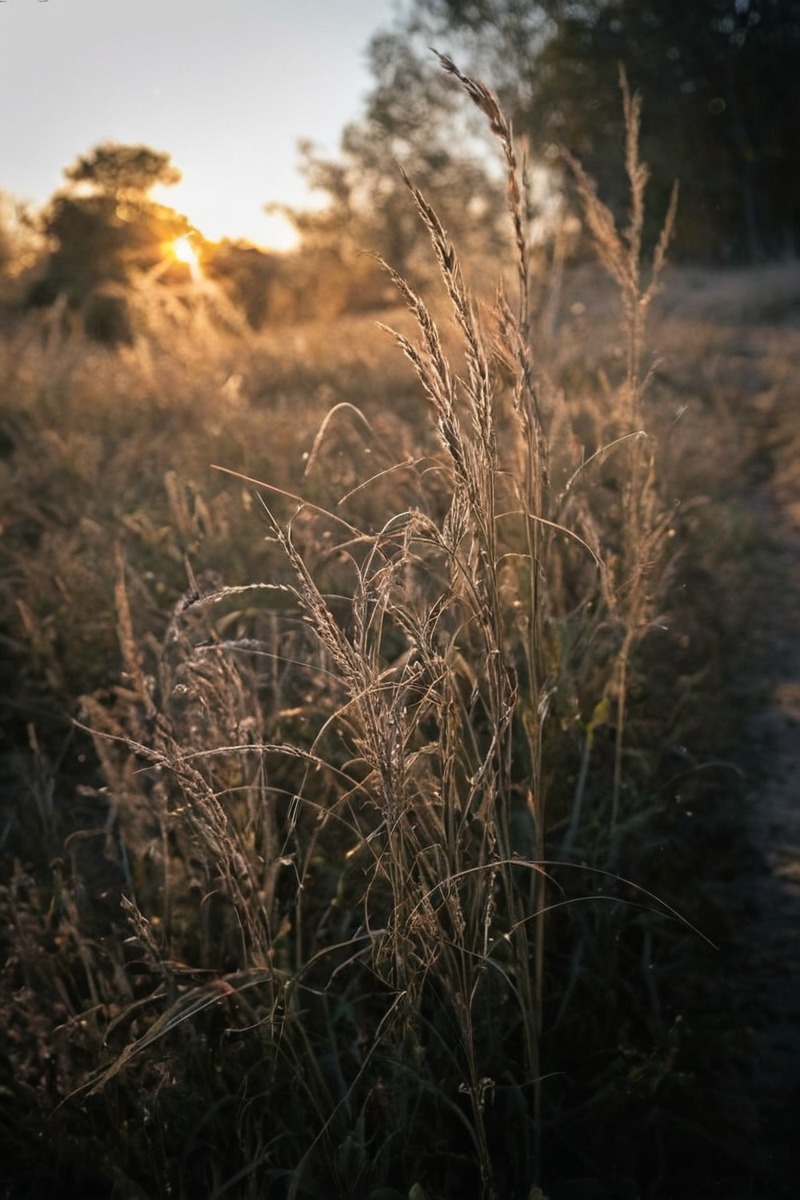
<box><xmin>2</xmin><ymin>68</ymin><xmax>800</xmax><ymax>1200</ymax></box>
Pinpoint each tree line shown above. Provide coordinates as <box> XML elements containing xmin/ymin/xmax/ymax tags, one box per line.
<box><xmin>293</xmin><ymin>0</ymin><xmax>800</xmax><ymax>265</ymax></box>
<box><xmin>1</xmin><ymin>0</ymin><xmax>796</xmax><ymax>341</ymax></box>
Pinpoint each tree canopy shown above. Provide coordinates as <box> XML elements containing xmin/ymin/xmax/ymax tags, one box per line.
<box><xmin>401</xmin><ymin>0</ymin><xmax>800</xmax><ymax>260</ymax></box>
<box><xmin>62</xmin><ymin>143</ymin><xmax>182</xmax><ymax>198</ymax></box>
<box><xmin>294</xmin><ymin>0</ymin><xmax>798</xmax><ymax>265</ymax></box>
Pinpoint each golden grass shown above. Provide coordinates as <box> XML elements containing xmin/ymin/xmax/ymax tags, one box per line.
<box><xmin>2</xmin><ymin>60</ymin><xmax>797</xmax><ymax>1200</ymax></box>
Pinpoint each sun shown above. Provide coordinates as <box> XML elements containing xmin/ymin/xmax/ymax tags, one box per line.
<box><xmin>171</xmin><ymin>235</ymin><xmax>201</xmax><ymax>277</ymax></box>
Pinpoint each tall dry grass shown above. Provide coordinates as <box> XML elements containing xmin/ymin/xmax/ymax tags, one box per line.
<box><xmin>58</xmin><ymin>60</ymin><xmax>683</xmax><ymax>1196</ymax></box>
<box><xmin>1</xmin><ymin>57</ymin><xmax>762</xmax><ymax>1200</ymax></box>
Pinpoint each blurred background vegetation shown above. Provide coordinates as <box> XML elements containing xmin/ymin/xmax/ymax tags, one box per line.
<box><xmin>1</xmin><ymin>0</ymin><xmax>798</xmax><ymax>336</ymax></box>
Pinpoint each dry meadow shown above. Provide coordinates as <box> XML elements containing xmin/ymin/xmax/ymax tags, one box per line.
<box><xmin>2</xmin><ymin>81</ymin><xmax>800</xmax><ymax>1200</ymax></box>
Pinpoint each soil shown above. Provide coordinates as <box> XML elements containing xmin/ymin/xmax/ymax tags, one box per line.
<box><xmin>738</xmin><ymin>454</ymin><xmax>800</xmax><ymax>1189</ymax></box>
<box><xmin>702</xmin><ymin>277</ymin><xmax>800</xmax><ymax>1197</ymax></box>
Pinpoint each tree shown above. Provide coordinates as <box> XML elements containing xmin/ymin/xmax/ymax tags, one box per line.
<box><xmin>204</xmin><ymin>239</ymin><xmax>282</xmax><ymax>329</ymax></box>
<box><xmin>30</xmin><ymin>143</ymin><xmax>193</xmax><ymax>309</ymax></box>
<box><xmin>387</xmin><ymin>0</ymin><xmax>800</xmax><ymax>260</ymax></box>
<box><xmin>62</xmin><ymin>143</ymin><xmax>181</xmax><ymax>197</ymax></box>
<box><xmin>274</xmin><ymin>30</ymin><xmax>508</xmax><ymax>285</ymax></box>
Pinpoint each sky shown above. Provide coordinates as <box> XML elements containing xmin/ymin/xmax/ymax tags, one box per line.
<box><xmin>0</xmin><ymin>0</ymin><xmax>401</xmax><ymax>250</ymax></box>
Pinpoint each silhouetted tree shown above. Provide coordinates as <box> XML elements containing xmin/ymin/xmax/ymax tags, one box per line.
<box><xmin>62</xmin><ymin>143</ymin><xmax>181</xmax><ymax>197</ymax></box>
<box><xmin>30</xmin><ymin>142</ymin><xmax>192</xmax><ymax>309</ymax></box>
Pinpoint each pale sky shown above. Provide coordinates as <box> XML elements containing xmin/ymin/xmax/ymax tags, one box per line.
<box><xmin>0</xmin><ymin>0</ymin><xmax>401</xmax><ymax>249</ymax></box>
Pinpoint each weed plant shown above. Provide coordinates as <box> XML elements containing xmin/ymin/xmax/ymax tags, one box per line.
<box><xmin>0</xmin><ymin>60</ymin><xmax>765</xmax><ymax>1200</ymax></box>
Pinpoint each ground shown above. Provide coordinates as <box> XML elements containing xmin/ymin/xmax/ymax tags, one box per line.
<box><xmin>733</xmin><ymin>317</ymin><xmax>800</xmax><ymax>1192</ymax></box>
<box><xmin>660</xmin><ymin>262</ymin><xmax>800</xmax><ymax>1194</ymax></box>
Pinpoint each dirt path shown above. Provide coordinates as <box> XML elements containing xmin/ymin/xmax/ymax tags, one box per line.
<box><xmin>645</xmin><ymin>269</ymin><xmax>800</xmax><ymax>1193</ymax></box>
<box><xmin>720</xmin><ymin>301</ymin><xmax>800</xmax><ymax>1195</ymax></box>
<box><xmin>741</xmin><ymin>451</ymin><xmax>800</xmax><ymax>1192</ymax></box>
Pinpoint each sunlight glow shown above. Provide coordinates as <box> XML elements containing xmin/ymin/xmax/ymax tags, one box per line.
<box><xmin>170</xmin><ymin>234</ymin><xmax>202</xmax><ymax>282</ymax></box>
<box><xmin>153</xmin><ymin>179</ymin><xmax>300</xmax><ymax>252</ymax></box>
<box><xmin>172</xmin><ymin>235</ymin><xmax>198</xmax><ymax>267</ymax></box>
